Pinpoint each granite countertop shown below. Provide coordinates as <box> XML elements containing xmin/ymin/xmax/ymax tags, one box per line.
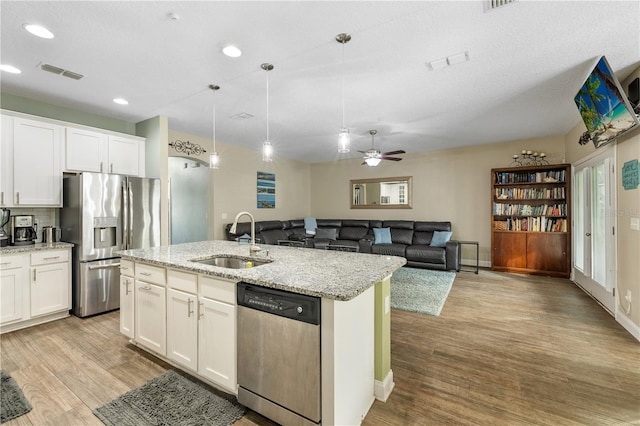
<box><xmin>0</xmin><ymin>242</ymin><xmax>74</xmax><ymax>254</ymax></box>
<box><xmin>118</xmin><ymin>240</ymin><xmax>406</xmax><ymax>301</ymax></box>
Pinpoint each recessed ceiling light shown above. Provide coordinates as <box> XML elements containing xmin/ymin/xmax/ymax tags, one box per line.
<box><xmin>0</xmin><ymin>64</ymin><xmax>22</xmax><ymax>74</ymax></box>
<box><xmin>222</xmin><ymin>45</ymin><xmax>242</xmax><ymax>58</ymax></box>
<box><xmin>113</xmin><ymin>98</ymin><xmax>129</xmax><ymax>105</ymax></box>
<box><xmin>23</xmin><ymin>24</ymin><xmax>54</xmax><ymax>39</ymax></box>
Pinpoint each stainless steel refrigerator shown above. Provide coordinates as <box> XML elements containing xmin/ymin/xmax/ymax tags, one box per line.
<box><xmin>61</xmin><ymin>172</ymin><xmax>161</xmax><ymax>317</ymax></box>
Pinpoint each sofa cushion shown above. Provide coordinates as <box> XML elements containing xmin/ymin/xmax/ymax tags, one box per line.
<box><xmin>339</xmin><ymin>226</ymin><xmax>369</xmax><ymax>241</ymax></box>
<box><xmin>371</xmin><ymin>243</ymin><xmax>406</xmax><ymax>257</ymax></box>
<box><xmin>373</xmin><ymin>227</ymin><xmax>392</xmax><ymax>244</ymax></box>
<box><xmin>383</xmin><ymin>220</ymin><xmax>414</xmax><ymax>230</ymax></box>
<box><xmin>413</xmin><ymin>231</ymin><xmax>433</xmax><ymax>245</ymax></box>
<box><xmin>316</xmin><ymin>228</ymin><xmax>338</xmax><ymax>240</ymax></box>
<box><xmin>391</xmin><ymin>228</ymin><xmax>414</xmax><ymax>245</ymax></box>
<box><xmin>330</xmin><ymin>240</ymin><xmax>360</xmax><ymax>250</ymax></box>
<box><xmin>406</xmin><ymin>245</ymin><xmax>446</xmax><ymax>264</ymax></box>
<box><xmin>414</xmin><ymin>221</ymin><xmax>451</xmax><ymax>232</ymax></box>
<box><xmin>255</xmin><ymin>221</ymin><xmax>284</xmax><ymax>232</ymax></box>
<box><xmin>341</xmin><ymin>219</ymin><xmax>369</xmax><ymax>228</ymax></box>
<box><xmin>317</xmin><ymin>219</ymin><xmax>342</xmax><ymax>228</ymax></box>
<box><xmin>430</xmin><ymin>231</ymin><xmax>452</xmax><ymax>247</ymax></box>
<box><xmin>260</xmin><ymin>229</ymin><xmax>291</xmax><ymax>245</ymax></box>
<box><xmin>288</xmin><ymin>219</ymin><xmax>305</xmax><ymax>229</ymax></box>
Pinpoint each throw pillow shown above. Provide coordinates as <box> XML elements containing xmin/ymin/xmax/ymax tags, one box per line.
<box><xmin>430</xmin><ymin>231</ymin><xmax>452</xmax><ymax>247</ymax></box>
<box><xmin>315</xmin><ymin>228</ymin><xmax>338</xmax><ymax>240</ymax></box>
<box><xmin>373</xmin><ymin>227</ymin><xmax>392</xmax><ymax>244</ymax></box>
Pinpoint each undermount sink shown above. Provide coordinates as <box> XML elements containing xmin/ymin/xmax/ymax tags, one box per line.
<box><xmin>191</xmin><ymin>255</ymin><xmax>271</xmax><ymax>269</ymax></box>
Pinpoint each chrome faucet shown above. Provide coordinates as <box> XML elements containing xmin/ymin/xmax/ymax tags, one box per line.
<box><xmin>229</xmin><ymin>211</ymin><xmax>261</xmax><ymax>256</ymax></box>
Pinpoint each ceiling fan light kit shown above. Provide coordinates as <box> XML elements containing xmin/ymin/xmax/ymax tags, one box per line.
<box><xmin>360</xmin><ymin>129</ymin><xmax>406</xmax><ymax>166</ymax></box>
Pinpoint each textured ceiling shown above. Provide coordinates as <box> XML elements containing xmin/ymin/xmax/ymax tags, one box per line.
<box><xmin>1</xmin><ymin>1</ymin><xmax>639</xmax><ymax>163</ymax></box>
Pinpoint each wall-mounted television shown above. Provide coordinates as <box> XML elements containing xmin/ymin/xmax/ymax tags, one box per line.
<box><xmin>574</xmin><ymin>56</ymin><xmax>640</xmax><ymax>148</ymax></box>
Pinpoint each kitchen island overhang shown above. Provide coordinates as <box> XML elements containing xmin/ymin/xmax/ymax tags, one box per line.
<box><xmin>118</xmin><ymin>240</ymin><xmax>406</xmax><ymax>425</ymax></box>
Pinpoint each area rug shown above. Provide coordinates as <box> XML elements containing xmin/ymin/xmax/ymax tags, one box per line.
<box><xmin>93</xmin><ymin>370</ymin><xmax>244</xmax><ymax>426</ymax></box>
<box><xmin>1</xmin><ymin>370</ymin><xmax>33</xmax><ymax>423</ymax></box>
<box><xmin>390</xmin><ymin>267</ymin><xmax>456</xmax><ymax>316</ymax></box>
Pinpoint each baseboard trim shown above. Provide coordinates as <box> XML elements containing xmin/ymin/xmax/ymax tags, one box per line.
<box><xmin>616</xmin><ymin>312</ymin><xmax>640</xmax><ymax>343</ymax></box>
<box><xmin>374</xmin><ymin>369</ymin><xmax>395</xmax><ymax>402</ymax></box>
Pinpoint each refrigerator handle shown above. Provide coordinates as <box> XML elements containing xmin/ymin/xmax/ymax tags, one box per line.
<box><xmin>122</xmin><ymin>182</ymin><xmax>129</xmax><ymax>250</ymax></box>
<box><xmin>128</xmin><ymin>181</ymin><xmax>134</xmax><ymax>248</ymax></box>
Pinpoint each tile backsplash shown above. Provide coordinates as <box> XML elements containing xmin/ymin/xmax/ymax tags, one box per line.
<box><xmin>7</xmin><ymin>208</ymin><xmax>58</xmax><ymax>243</ymax></box>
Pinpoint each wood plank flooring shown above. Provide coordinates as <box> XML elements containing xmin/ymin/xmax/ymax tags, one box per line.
<box><xmin>1</xmin><ymin>270</ymin><xmax>638</xmax><ymax>425</ymax></box>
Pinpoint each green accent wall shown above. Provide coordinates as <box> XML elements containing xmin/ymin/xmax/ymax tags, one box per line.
<box><xmin>1</xmin><ymin>92</ymin><xmax>136</xmax><ymax>135</ymax></box>
<box><xmin>374</xmin><ymin>277</ymin><xmax>391</xmax><ymax>381</ymax></box>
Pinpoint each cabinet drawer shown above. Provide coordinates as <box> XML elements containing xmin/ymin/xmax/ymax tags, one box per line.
<box><xmin>168</xmin><ymin>269</ymin><xmax>197</xmax><ymax>294</ymax></box>
<box><xmin>120</xmin><ymin>259</ymin><xmax>135</xmax><ymax>277</ymax></box>
<box><xmin>199</xmin><ymin>276</ymin><xmax>236</xmax><ymax>305</ymax></box>
<box><xmin>135</xmin><ymin>262</ymin><xmax>166</xmax><ymax>286</ymax></box>
<box><xmin>0</xmin><ymin>254</ymin><xmax>23</xmax><ymax>270</ymax></box>
<box><xmin>31</xmin><ymin>250</ymin><xmax>69</xmax><ymax>266</ymax></box>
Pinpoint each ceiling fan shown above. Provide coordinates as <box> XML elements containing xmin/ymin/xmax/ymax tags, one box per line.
<box><xmin>358</xmin><ymin>130</ymin><xmax>406</xmax><ymax>166</ymax></box>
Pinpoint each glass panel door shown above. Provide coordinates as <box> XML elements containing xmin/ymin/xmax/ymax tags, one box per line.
<box><xmin>572</xmin><ymin>148</ymin><xmax>615</xmax><ymax>313</ymax></box>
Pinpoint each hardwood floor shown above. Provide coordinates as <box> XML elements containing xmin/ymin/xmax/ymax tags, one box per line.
<box><xmin>1</xmin><ymin>270</ymin><xmax>638</xmax><ymax>425</ymax></box>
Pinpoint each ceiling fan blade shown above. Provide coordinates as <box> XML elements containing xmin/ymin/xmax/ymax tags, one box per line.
<box><xmin>356</xmin><ymin>150</ymin><xmax>369</xmax><ymax>154</ymax></box>
<box><xmin>383</xmin><ymin>150</ymin><xmax>406</xmax><ymax>156</ymax></box>
<box><xmin>382</xmin><ymin>157</ymin><xmax>403</xmax><ymax>161</ymax></box>
<box><xmin>361</xmin><ymin>161</ymin><xmax>368</xmax><ymax>166</ymax></box>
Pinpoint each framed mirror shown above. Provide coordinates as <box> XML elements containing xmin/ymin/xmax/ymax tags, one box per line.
<box><xmin>350</xmin><ymin>176</ymin><xmax>412</xmax><ymax>209</ymax></box>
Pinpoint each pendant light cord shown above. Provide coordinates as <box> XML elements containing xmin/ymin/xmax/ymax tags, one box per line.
<box><xmin>341</xmin><ymin>40</ymin><xmax>346</xmax><ymax>128</ymax></box>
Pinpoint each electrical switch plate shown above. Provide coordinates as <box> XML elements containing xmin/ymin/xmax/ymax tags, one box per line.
<box><xmin>631</xmin><ymin>217</ymin><xmax>640</xmax><ymax>231</ymax></box>
<box><xmin>221</xmin><ymin>213</ymin><xmax>227</xmax><ymax>220</ymax></box>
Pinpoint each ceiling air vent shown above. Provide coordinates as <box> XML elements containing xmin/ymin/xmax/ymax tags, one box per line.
<box><xmin>40</xmin><ymin>63</ymin><xmax>84</xmax><ymax>80</ymax></box>
<box><xmin>486</xmin><ymin>0</ymin><xmax>516</xmax><ymax>12</ymax></box>
<box><xmin>229</xmin><ymin>112</ymin><xmax>254</xmax><ymax>120</ymax></box>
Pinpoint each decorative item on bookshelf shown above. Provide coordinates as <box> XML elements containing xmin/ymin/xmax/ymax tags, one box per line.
<box><xmin>509</xmin><ymin>150</ymin><xmax>549</xmax><ymax>167</ymax></box>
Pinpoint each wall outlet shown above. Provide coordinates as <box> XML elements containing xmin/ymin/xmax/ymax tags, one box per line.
<box><xmin>625</xmin><ymin>289</ymin><xmax>632</xmax><ymax>303</ymax></box>
<box><xmin>630</xmin><ymin>217</ymin><xmax>640</xmax><ymax>231</ymax></box>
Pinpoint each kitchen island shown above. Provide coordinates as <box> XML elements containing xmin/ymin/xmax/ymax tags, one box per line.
<box><xmin>118</xmin><ymin>240</ymin><xmax>405</xmax><ymax>425</ymax></box>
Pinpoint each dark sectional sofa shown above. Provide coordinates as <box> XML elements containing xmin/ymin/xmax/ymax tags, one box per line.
<box><xmin>224</xmin><ymin>219</ymin><xmax>459</xmax><ymax>271</ymax></box>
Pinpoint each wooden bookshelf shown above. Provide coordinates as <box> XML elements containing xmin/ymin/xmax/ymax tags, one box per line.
<box><xmin>491</xmin><ymin>164</ymin><xmax>571</xmax><ymax>278</ymax></box>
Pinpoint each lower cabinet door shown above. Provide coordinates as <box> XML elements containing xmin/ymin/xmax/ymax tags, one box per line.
<box><xmin>492</xmin><ymin>232</ymin><xmax>527</xmax><ymax>269</ymax></box>
<box><xmin>167</xmin><ymin>288</ymin><xmax>198</xmax><ymax>371</ymax></box>
<box><xmin>120</xmin><ymin>275</ymin><xmax>134</xmax><ymax>338</ymax></box>
<box><xmin>1</xmin><ymin>267</ymin><xmax>25</xmax><ymax>325</ymax></box>
<box><xmin>135</xmin><ymin>281</ymin><xmax>166</xmax><ymax>355</ymax></box>
<box><xmin>198</xmin><ymin>297</ymin><xmax>236</xmax><ymax>392</ymax></box>
<box><xmin>30</xmin><ymin>263</ymin><xmax>69</xmax><ymax>317</ymax></box>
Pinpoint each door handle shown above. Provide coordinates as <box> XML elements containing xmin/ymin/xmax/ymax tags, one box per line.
<box><xmin>16</xmin><ymin>192</ymin><xmax>19</xmax><ymax>204</ymax></box>
<box><xmin>100</xmin><ymin>161</ymin><xmax>103</xmax><ymax>172</ymax></box>
<box><xmin>125</xmin><ymin>279</ymin><xmax>130</xmax><ymax>296</ymax></box>
<box><xmin>198</xmin><ymin>301</ymin><xmax>204</xmax><ymax>319</ymax></box>
<box><xmin>585</xmin><ymin>233</ymin><xmax>591</xmax><ymax>237</ymax></box>
<box><xmin>188</xmin><ymin>299</ymin><xmax>194</xmax><ymax>317</ymax></box>
<box><xmin>139</xmin><ymin>272</ymin><xmax>151</xmax><ymax>276</ymax></box>
<box><xmin>88</xmin><ymin>263</ymin><xmax>121</xmax><ymax>270</ymax></box>
<box><xmin>33</xmin><ymin>269</ymin><xmax>36</xmax><ymax>281</ymax></box>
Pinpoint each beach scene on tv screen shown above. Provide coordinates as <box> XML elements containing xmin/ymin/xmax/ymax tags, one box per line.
<box><xmin>574</xmin><ymin>56</ymin><xmax>639</xmax><ymax>146</ymax></box>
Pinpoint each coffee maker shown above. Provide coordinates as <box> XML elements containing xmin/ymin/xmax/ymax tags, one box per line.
<box><xmin>0</xmin><ymin>208</ymin><xmax>9</xmax><ymax>247</ymax></box>
<box><xmin>10</xmin><ymin>215</ymin><xmax>37</xmax><ymax>246</ymax></box>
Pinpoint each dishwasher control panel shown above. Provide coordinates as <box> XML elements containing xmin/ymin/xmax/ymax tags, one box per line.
<box><xmin>237</xmin><ymin>282</ymin><xmax>320</xmax><ymax>325</ymax></box>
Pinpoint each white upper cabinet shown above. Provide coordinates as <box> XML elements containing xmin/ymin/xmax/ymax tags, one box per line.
<box><xmin>65</xmin><ymin>128</ymin><xmax>145</xmax><ymax>177</ymax></box>
<box><xmin>0</xmin><ymin>115</ymin><xmax>14</xmax><ymax>207</ymax></box>
<box><xmin>13</xmin><ymin>117</ymin><xmax>63</xmax><ymax>206</ymax></box>
<box><xmin>108</xmin><ymin>135</ymin><xmax>144</xmax><ymax>176</ymax></box>
<box><xmin>65</xmin><ymin>127</ymin><xmax>108</xmax><ymax>173</ymax></box>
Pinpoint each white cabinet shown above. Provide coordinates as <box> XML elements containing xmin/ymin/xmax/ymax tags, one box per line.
<box><xmin>167</xmin><ymin>287</ymin><xmax>198</xmax><ymax>371</ymax></box>
<box><xmin>29</xmin><ymin>250</ymin><xmax>70</xmax><ymax>317</ymax></box>
<box><xmin>134</xmin><ymin>263</ymin><xmax>166</xmax><ymax>355</ymax></box>
<box><xmin>119</xmin><ymin>259</ymin><xmax>135</xmax><ymax>338</ymax></box>
<box><xmin>0</xmin><ymin>115</ymin><xmax>13</xmax><ymax>206</ymax></box>
<box><xmin>198</xmin><ymin>294</ymin><xmax>236</xmax><ymax>391</ymax></box>
<box><xmin>0</xmin><ymin>254</ymin><xmax>25</xmax><ymax>324</ymax></box>
<box><xmin>12</xmin><ymin>117</ymin><xmax>63</xmax><ymax>206</ymax></box>
<box><xmin>108</xmin><ymin>135</ymin><xmax>143</xmax><ymax>176</ymax></box>
<box><xmin>64</xmin><ymin>128</ymin><xmax>145</xmax><ymax>176</ymax></box>
<box><xmin>0</xmin><ymin>248</ymin><xmax>71</xmax><ymax>334</ymax></box>
<box><xmin>65</xmin><ymin>127</ymin><xmax>108</xmax><ymax>173</ymax></box>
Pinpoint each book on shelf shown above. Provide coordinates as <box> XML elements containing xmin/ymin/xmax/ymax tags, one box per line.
<box><xmin>493</xmin><ymin>203</ymin><xmax>567</xmax><ymax>216</ymax></box>
<box><xmin>494</xmin><ymin>169</ymin><xmax>566</xmax><ymax>184</ymax></box>
<box><xmin>494</xmin><ymin>217</ymin><xmax>567</xmax><ymax>232</ymax></box>
<box><xmin>495</xmin><ymin>187</ymin><xmax>566</xmax><ymax>200</ymax></box>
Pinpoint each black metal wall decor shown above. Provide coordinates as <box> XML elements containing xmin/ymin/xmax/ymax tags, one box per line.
<box><xmin>169</xmin><ymin>140</ymin><xmax>207</xmax><ymax>156</ymax></box>
<box><xmin>509</xmin><ymin>150</ymin><xmax>549</xmax><ymax>167</ymax></box>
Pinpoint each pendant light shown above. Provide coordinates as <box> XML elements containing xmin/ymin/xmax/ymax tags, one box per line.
<box><xmin>336</xmin><ymin>33</ymin><xmax>351</xmax><ymax>153</ymax></box>
<box><xmin>208</xmin><ymin>84</ymin><xmax>220</xmax><ymax>169</ymax></box>
<box><xmin>261</xmin><ymin>63</ymin><xmax>274</xmax><ymax>162</ymax></box>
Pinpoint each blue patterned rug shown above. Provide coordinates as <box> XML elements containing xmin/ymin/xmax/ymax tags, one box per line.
<box><xmin>390</xmin><ymin>267</ymin><xmax>456</xmax><ymax>316</ymax></box>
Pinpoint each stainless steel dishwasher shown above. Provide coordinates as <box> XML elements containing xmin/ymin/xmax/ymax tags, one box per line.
<box><xmin>237</xmin><ymin>282</ymin><xmax>321</xmax><ymax>426</ymax></box>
